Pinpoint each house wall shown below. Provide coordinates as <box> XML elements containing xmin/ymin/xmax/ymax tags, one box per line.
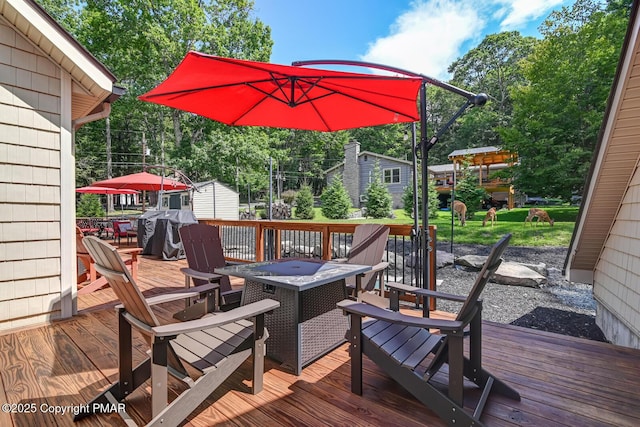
<box><xmin>0</xmin><ymin>20</ymin><xmax>65</xmax><ymax>331</ymax></box>
<box><xmin>593</xmin><ymin>159</ymin><xmax>640</xmax><ymax>349</ymax></box>
<box><xmin>359</xmin><ymin>154</ymin><xmax>411</xmax><ymax>209</ymax></box>
<box><xmin>193</xmin><ymin>182</ymin><xmax>239</xmax><ymax>220</ymax></box>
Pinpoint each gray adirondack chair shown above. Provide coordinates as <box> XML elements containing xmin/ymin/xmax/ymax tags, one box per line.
<box><xmin>338</xmin><ymin>234</ymin><xmax>520</xmax><ymax>427</ymax></box>
<box><xmin>332</xmin><ymin>223</ymin><xmax>390</xmax><ymax>299</ymax></box>
<box><xmin>76</xmin><ymin>236</ymin><xmax>279</xmax><ymax>427</ymax></box>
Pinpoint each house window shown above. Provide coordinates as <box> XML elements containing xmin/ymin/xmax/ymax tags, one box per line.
<box><xmin>182</xmin><ymin>194</ymin><xmax>190</xmax><ymax>206</ymax></box>
<box><xmin>383</xmin><ymin>168</ymin><xmax>401</xmax><ymax>184</ymax></box>
<box><xmin>162</xmin><ymin>197</ymin><xmax>169</xmax><ymax>207</ymax></box>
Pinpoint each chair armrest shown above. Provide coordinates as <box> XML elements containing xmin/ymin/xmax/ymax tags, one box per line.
<box><xmin>221</xmin><ymin>288</ymin><xmax>243</xmax><ymax>298</ymax></box>
<box><xmin>122</xmin><ymin>283</ymin><xmax>219</xmax><ymax>308</ymax></box>
<box><xmin>370</xmin><ymin>261</ymin><xmax>389</xmax><ymax>273</ymax></box>
<box><xmin>151</xmin><ymin>299</ymin><xmax>281</xmax><ymax>336</ymax></box>
<box><xmin>337</xmin><ymin>299</ymin><xmax>465</xmax><ymax>332</ymax></box>
<box><xmin>386</xmin><ymin>281</ymin><xmax>467</xmax><ymax>303</ymax></box>
<box><xmin>180</xmin><ymin>267</ymin><xmax>222</xmax><ymax>283</ymax></box>
<box><xmin>117</xmin><ymin>248</ymin><xmax>142</xmax><ymax>256</ymax></box>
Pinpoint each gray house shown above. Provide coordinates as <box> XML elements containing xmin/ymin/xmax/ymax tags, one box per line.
<box><xmin>325</xmin><ymin>139</ymin><xmax>412</xmax><ymax>209</ymax></box>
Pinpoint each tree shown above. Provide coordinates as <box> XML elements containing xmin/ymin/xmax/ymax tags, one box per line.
<box><xmin>295</xmin><ymin>185</ymin><xmax>315</xmax><ymax>220</ymax></box>
<box><xmin>41</xmin><ymin>0</ymin><xmax>274</xmax><ymax>189</ymax></box>
<box><xmin>454</xmin><ymin>174</ymin><xmax>487</xmax><ymax>218</ymax></box>
<box><xmin>501</xmin><ymin>0</ymin><xmax>629</xmax><ymax>200</ymax></box>
<box><xmin>402</xmin><ymin>175</ymin><xmax>439</xmax><ymax>220</ymax></box>
<box><xmin>320</xmin><ymin>175</ymin><xmax>352</xmax><ymax>219</ymax></box>
<box><xmin>365</xmin><ymin>162</ymin><xmax>392</xmax><ymax>219</ymax></box>
<box><xmin>76</xmin><ymin>194</ymin><xmax>105</xmax><ymax>218</ymax></box>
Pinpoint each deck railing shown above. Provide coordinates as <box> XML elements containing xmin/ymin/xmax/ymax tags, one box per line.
<box><xmin>199</xmin><ymin>219</ymin><xmax>437</xmax><ymax>309</ymax></box>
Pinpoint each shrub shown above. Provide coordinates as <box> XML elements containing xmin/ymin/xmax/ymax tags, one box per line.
<box><xmin>320</xmin><ymin>175</ymin><xmax>351</xmax><ymax>219</ymax></box>
<box><xmin>455</xmin><ymin>174</ymin><xmax>487</xmax><ymax>217</ymax></box>
<box><xmin>281</xmin><ymin>189</ymin><xmax>297</xmax><ymax>205</ymax></box>
<box><xmin>295</xmin><ymin>185</ymin><xmax>315</xmax><ymax>219</ymax></box>
<box><xmin>365</xmin><ymin>162</ymin><xmax>392</xmax><ymax>219</ymax></box>
<box><xmin>76</xmin><ymin>193</ymin><xmax>105</xmax><ymax>217</ymax></box>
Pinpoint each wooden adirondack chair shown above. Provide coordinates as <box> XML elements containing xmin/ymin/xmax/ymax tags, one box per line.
<box><xmin>76</xmin><ymin>236</ymin><xmax>279</xmax><ymax>427</ymax></box>
<box><xmin>332</xmin><ymin>223</ymin><xmax>390</xmax><ymax>299</ymax></box>
<box><xmin>338</xmin><ymin>234</ymin><xmax>520</xmax><ymax>427</ymax></box>
<box><xmin>178</xmin><ymin>223</ymin><xmax>243</xmax><ymax>313</ymax></box>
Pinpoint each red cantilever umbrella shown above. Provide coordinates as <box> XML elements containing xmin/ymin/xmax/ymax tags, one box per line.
<box><xmin>138</xmin><ymin>51</ymin><xmax>423</xmax><ymax>132</ymax></box>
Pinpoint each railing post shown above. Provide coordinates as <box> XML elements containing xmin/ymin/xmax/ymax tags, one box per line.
<box><xmin>255</xmin><ymin>222</ymin><xmax>264</xmax><ymax>262</ymax></box>
<box><xmin>274</xmin><ymin>229</ymin><xmax>282</xmax><ymax>260</ymax></box>
<box><xmin>322</xmin><ymin>225</ymin><xmax>332</xmax><ymax>260</ymax></box>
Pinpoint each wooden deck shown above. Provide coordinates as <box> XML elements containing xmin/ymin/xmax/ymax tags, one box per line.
<box><xmin>2</xmin><ymin>252</ymin><xmax>640</xmax><ymax>426</ymax></box>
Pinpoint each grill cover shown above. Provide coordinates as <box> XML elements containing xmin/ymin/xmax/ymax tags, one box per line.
<box><xmin>137</xmin><ymin>210</ymin><xmax>198</xmax><ymax>260</ymax></box>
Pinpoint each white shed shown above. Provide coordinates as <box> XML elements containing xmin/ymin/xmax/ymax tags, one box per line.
<box><xmin>192</xmin><ymin>180</ymin><xmax>239</xmax><ymax>220</ymax></box>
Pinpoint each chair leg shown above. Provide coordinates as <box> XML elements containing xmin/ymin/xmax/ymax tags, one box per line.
<box><xmin>348</xmin><ymin>313</ymin><xmax>363</xmax><ymax>395</ymax></box>
<box><xmin>151</xmin><ymin>338</ymin><xmax>169</xmax><ymax>418</ymax></box>
<box><xmin>252</xmin><ymin>313</ymin><xmax>266</xmax><ymax>394</ymax></box>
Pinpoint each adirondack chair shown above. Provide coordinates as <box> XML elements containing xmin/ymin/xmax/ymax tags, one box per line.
<box><xmin>338</xmin><ymin>234</ymin><xmax>520</xmax><ymax>427</ymax></box>
<box><xmin>332</xmin><ymin>223</ymin><xmax>390</xmax><ymax>299</ymax></box>
<box><xmin>178</xmin><ymin>223</ymin><xmax>243</xmax><ymax>314</ymax></box>
<box><xmin>76</xmin><ymin>236</ymin><xmax>279</xmax><ymax>427</ymax></box>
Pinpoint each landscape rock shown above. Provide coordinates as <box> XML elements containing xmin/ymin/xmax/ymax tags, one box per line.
<box><xmin>493</xmin><ymin>261</ymin><xmax>548</xmax><ymax>287</ymax></box>
<box><xmin>455</xmin><ymin>254</ymin><xmax>548</xmax><ymax>288</ymax></box>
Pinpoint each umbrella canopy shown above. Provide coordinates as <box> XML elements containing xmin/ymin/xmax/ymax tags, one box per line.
<box><xmin>91</xmin><ymin>172</ymin><xmax>189</xmax><ymax>191</ymax></box>
<box><xmin>138</xmin><ymin>51</ymin><xmax>423</xmax><ymax>132</ymax></box>
<box><xmin>76</xmin><ymin>186</ymin><xmax>139</xmax><ymax>195</ymax></box>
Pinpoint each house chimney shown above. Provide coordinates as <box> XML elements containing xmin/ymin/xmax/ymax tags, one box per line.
<box><xmin>343</xmin><ymin>139</ymin><xmax>360</xmax><ymax>207</ymax></box>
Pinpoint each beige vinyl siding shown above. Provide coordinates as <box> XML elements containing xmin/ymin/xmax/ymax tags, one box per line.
<box><xmin>594</xmin><ymin>161</ymin><xmax>640</xmax><ymax>340</ymax></box>
<box><xmin>0</xmin><ymin>20</ymin><xmax>63</xmax><ymax>330</ymax></box>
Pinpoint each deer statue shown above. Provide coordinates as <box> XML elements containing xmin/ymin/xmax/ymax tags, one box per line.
<box><xmin>524</xmin><ymin>208</ymin><xmax>554</xmax><ymax>227</ymax></box>
<box><xmin>482</xmin><ymin>207</ymin><xmax>497</xmax><ymax>227</ymax></box>
<box><xmin>453</xmin><ymin>200</ymin><xmax>467</xmax><ymax>226</ymax></box>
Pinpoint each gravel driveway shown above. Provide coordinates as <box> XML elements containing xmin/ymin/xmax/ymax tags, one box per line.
<box><xmin>434</xmin><ymin>242</ymin><xmax>608</xmax><ymax>342</ymax></box>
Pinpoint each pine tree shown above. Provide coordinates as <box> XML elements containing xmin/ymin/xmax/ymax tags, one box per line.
<box><xmin>365</xmin><ymin>162</ymin><xmax>392</xmax><ymax>219</ymax></box>
<box><xmin>295</xmin><ymin>185</ymin><xmax>315</xmax><ymax>219</ymax></box>
<box><xmin>320</xmin><ymin>175</ymin><xmax>352</xmax><ymax>219</ymax></box>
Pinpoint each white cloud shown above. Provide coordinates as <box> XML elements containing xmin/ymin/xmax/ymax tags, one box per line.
<box><xmin>361</xmin><ymin>0</ymin><xmax>485</xmax><ymax>80</ymax></box>
<box><xmin>361</xmin><ymin>0</ymin><xmax>569</xmax><ymax>80</ymax></box>
<box><xmin>494</xmin><ymin>0</ymin><xmax>566</xmax><ymax>30</ymax></box>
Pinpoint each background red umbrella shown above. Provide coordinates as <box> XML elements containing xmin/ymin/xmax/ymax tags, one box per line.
<box><xmin>76</xmin><ymin>186</ymin><xmax>140</xmax><ymax>218</ymax></box>
<box><xmin>76</xmin><ymin>186</ymin><xmax>140</xmax><ymax>195</ymax></box>
<box><xmin>91</xmin><ymin>172</ymin><xmax>189</xmax><ymax>191</ymax></box>
<box><xmin>138</xmin><ymin>51</ymin><xmax>423</xmax><ymax>132</ymax></box>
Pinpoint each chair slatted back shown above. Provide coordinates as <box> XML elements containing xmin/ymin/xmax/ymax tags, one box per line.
<box><xmin>83</xmin><ymin>236</ymin><xmax>160</xmax><ymax>329</ymax></box>
<box><xmin>346</xmin><ymin>224</ymin><xmax>390</xmax><ymax>291</ymax></box>
<box><xmin>455</xmin><ymin>233</ymin><xmax>511</xmax><ymax>322</ymax></box>
<box><xmin>179</xmin><ymin>223</ymin><xmax>232</xmax><ymax>292</ymax></box>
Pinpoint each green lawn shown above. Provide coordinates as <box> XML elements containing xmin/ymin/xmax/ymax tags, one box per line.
<box><xmin>300</xmin><ymin>206</ymin><xmax>578</xmax><ymax>247</ymax></box>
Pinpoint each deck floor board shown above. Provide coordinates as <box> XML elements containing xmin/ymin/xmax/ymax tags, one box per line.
<box><xmin>1</xmin><ymin>253</ymin><xmax>639</xmax><ymax>426</ymax></box>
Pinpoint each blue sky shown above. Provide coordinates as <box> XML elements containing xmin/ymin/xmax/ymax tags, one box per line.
<box><xmin>251</xmin><ymin>0</ymin><xmax>576</xmax><ymax>80</ymax></box>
